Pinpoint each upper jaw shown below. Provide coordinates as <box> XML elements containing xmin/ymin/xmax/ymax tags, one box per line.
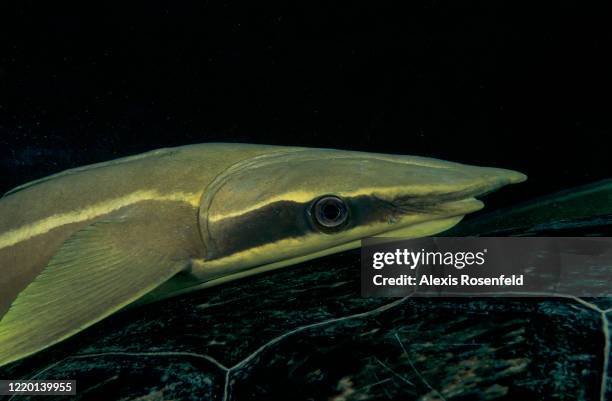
<box><xmin>409</xmin><ymin>165</ymin><xmax>526</xmax><ymax>201</ymax></box>
<box><xmin>391</xmin><ymin>165</ymin><xmax>526</xmax><ymax>218</ymax></box>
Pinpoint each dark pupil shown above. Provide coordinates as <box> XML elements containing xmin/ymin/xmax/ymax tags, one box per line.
<box><xmin>322</xmin><ymin>203</ymin><xmax>341</xmax><ymax>221</ymax></box>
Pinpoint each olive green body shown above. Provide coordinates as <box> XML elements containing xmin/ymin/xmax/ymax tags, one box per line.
<box><xmin>0</xmin><ymin>143</ymin><xmax>525</xmax><ymax>367</ymax></box>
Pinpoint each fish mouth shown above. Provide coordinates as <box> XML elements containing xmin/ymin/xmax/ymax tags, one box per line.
<box><xmin>392</xmin><ymin>166</ymin><xmax>526</xmax><ymax>213</ymax></box>
<box><xmin>377</xmin><ymin>166</ymin><xmax>527</xmax><ymax>237</ymax></box>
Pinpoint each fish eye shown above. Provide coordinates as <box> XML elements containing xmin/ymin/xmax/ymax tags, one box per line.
<box><xmin>312</xmin><ymin>195</ymin><xmax>349</xmax><ymax>230</ymax></box>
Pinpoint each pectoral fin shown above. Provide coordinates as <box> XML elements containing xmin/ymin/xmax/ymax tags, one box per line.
<box><xmin>0</xmin><ymin>205</ymin><xmax>193</xmax><ymax>367</ymax></box>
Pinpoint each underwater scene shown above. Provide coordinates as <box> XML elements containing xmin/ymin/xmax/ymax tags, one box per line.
<box><xmin>1</xmin><ymin>2</ymin><xmax>611</xmax><ymax>400</ymax></box>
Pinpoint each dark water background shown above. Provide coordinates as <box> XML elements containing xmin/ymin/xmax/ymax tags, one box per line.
<box><xmin>0</xmin><ymin>5</ymin><xmax>611</xmax><ymax>399</ymax></box>
<box><xmin>1</xmin><ymin>2</ymin><xmax>610</xmax><ymax>216</ymax></box>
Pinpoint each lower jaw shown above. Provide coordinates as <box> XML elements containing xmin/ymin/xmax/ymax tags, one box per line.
<box><xmin>439</xmin><ymin>197</ymin><xmax>485</xmax><ymax>215</ymax></box>
<box><xmin>377</xmin><ymin>214</ymin><xmax>466</xmax><ymax>238</ymax></box>
<box><xmin>378</xmin><ymin>197</ymin><xmax>483</xmax><ymax>238</ymax></box>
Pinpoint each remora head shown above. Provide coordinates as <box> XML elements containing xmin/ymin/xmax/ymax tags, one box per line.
<box><xmin>196</xmin><ymin>148</ymin><xmax>526</xmax><ymax>281</ymax></box>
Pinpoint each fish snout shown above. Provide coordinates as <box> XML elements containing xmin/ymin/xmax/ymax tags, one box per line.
<box><xmin>388</xmin><ymin>162</ymin><xmax>527</xmax><ymax>218</ymax></box>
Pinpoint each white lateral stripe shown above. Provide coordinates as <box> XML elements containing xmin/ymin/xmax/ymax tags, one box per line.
<box><xmin>0</xmin><ymin>190</ymin><xmax>200</xmax><ymax>250</ymax></box>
